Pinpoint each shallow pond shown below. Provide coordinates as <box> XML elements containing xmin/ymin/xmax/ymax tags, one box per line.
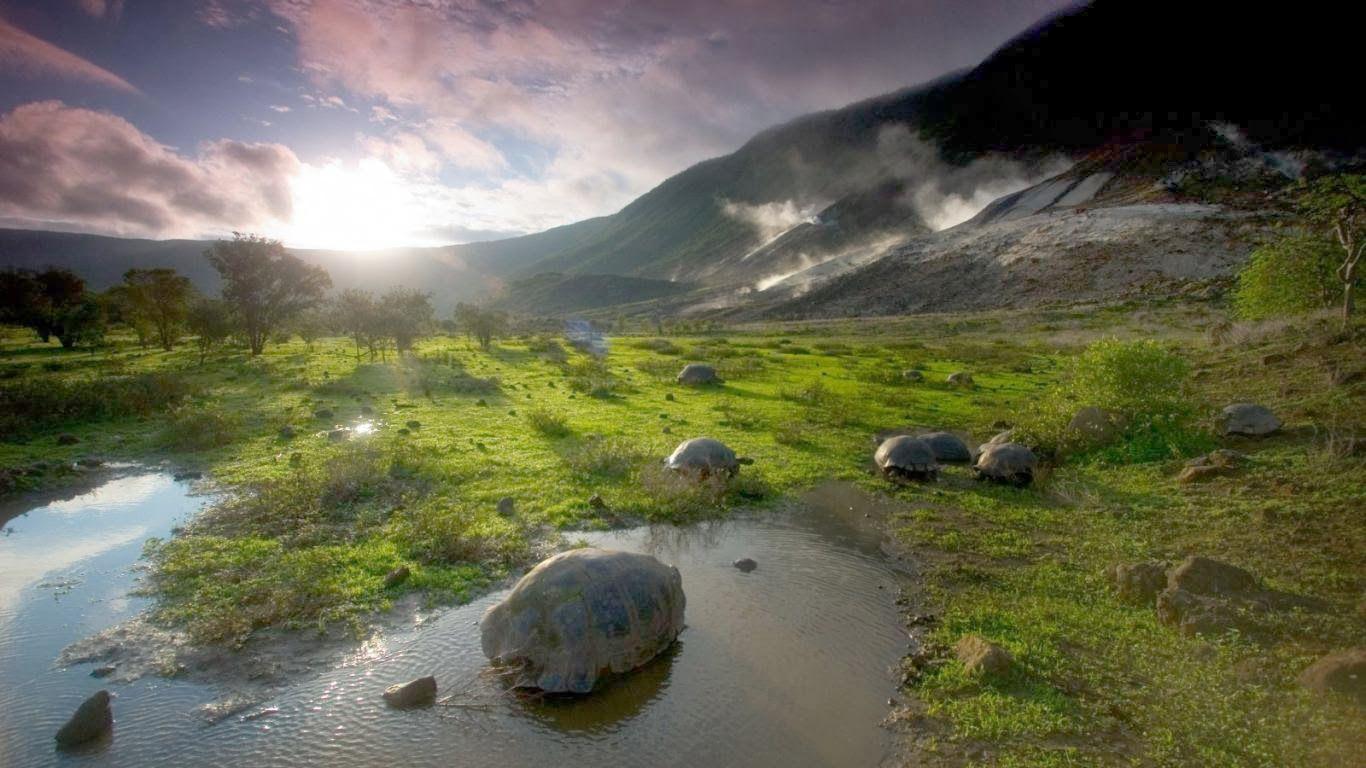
<box><xmin>1</xmin><ymin>476</ymin><xmax>910</xmax><ymax>768</ymax></box>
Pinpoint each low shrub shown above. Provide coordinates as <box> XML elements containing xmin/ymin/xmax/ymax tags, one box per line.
<box><xmin>0</xmin><ymin>372</ymin><xmax>195</xmax><ymax>438</ymax></box>
<box><xmin>525</xmin><ymin>406</ymin><xmax>570</xmax><ymax>437</ymax></box>
<box><xmin>563</xmin><ymin>435</ymin><xmax>645</xmax><ymax>478</ymax></box>
<box><xmin>157</xmin><ymin>405</ymin><xmax>241</xmax><ymax>452</ymax></box>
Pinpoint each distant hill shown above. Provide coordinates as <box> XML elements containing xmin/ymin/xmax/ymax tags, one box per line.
<box><xmin>491</xmin><ymin>273</ymin><xmax>697</xmax><ymax>316</ymax></box>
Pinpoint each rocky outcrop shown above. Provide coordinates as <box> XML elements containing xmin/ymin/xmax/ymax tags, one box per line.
<box><xmin>55</xmin><ymin>690</ymin><xmax>112</xmax><ymax>748</ymax></box>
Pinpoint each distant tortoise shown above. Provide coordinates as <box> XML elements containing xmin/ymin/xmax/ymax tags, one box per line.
<box><xmin>677</xmin><ymin>364</ymin><xmax>722</xmax><ymax>386</ymax></box>
<box><xmin>874</xmin><ymin>436</ymin><xmax>939</xmax><ymax>482</ymax></box>
<box><xmin>947</xmin><ymin>372</ymin><xmax>975</xmax><ymax>388</ymax></box>
<box><xmin>920</xmin><ymin>431</ymin><xmax>973</xmax><ymax>463</ymax></box>
<box><xmin>902</xmin><ymin>369</ymin><xmax>924</xmax><ymax>382</ymax></box>
<box><xmin>665</xmin><ymin>437</ymin><xmax>743</xmax><ymax>478</ymax></box>
<box><xmin>974</xmin><ymin>442</ymin><xmax>1038</xmax><ymax>487</ymax></box>
<box><xmin>479</xmin><ymin>548</ymin><xmax>685</xmax><ymax>694</ymax></box>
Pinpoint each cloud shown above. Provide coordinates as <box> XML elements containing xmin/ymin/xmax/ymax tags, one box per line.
<box><xmin>269</xmin><ymin>104</ymin><xmax>291</xmax><ymax>113</ymax></box>
<box><xmin>0</xmin><ymin>101</ymin><xmax>299</xmax><ymax>237</ymax></box>
<box><xmin>0</xmin><ymin>16</ymin><xmax>138</xmax><ymax>93</ymax></box>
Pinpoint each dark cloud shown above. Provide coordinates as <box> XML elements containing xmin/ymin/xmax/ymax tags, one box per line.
<box><xmin>0</xmin><ymin>101</ymin><xmax>299</xmax><ymax>237</ymax></box>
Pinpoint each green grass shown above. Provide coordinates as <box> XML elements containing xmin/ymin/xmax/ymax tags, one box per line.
<box><xmin>1</xmin><ymin>302</ymin><xmax>1362</xmax><ymax>765</ymax></box>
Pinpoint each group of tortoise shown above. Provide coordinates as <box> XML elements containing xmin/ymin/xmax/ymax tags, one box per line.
<box><xmin>875</xmin><ymin>430</ymin><xmax>1037</xmax><ymax>486</ymax></box>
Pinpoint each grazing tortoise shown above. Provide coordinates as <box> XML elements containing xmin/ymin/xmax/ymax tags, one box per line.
<box><xmin>480</xmin><ymin>548</ymin><xmax>686</xmax><ymax>693</ymax></box>
<box><xmin>666</xmin><ymin>437</ymin><xmax>741</xmax><ymax>478</ymax></box>
<box><xmin>947</xmin><ymin>371</ymin><xmax>974</xmax><ymax>388</ymax></box>
<box><xmin>920</xmin><ymin>431</ymin><xmax>973</xmax><ymax>463</ymax></box>
<box><xmin>902</xmin><ymin>369</ymin><xmax>924</xmax><ymax>382</ymax></box>
<box><xmin>874</xmin><ymin>436</ymin><xmax>939</xmax><ymax>482</ymax></box>
<box><xmin>974</xmin><ymin>442</ymin><xmax>1038</xmax><ymax>487</ymax></box>
<box><xmin>677</xmin><ymin>364</ymin><xmax>721</xmax><ymax>386</ymax></box>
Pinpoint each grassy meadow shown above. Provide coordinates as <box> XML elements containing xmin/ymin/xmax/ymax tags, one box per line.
<box><xmin>1</xmin><ymin>298</ymin><xmax>1362</xmax><ymax>766</ymax></box>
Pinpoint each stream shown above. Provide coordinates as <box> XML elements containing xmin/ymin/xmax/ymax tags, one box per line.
<box><xmin>0</xmin><ymin>474</ymin><xmax>910</xmax><ymax>768</ymax></box>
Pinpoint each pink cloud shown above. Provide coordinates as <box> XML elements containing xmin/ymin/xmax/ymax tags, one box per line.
<box><xmin>0</xmin><ymin>101</ymin><xmax>299</xmax><ymax>237</ymax></box>
<box><xmin>0</xmin><ymin>15</ymin><xmax>138</xmax><ymax>93</ymax></box>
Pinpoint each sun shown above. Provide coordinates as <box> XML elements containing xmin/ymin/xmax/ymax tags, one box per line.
<box><xmin>278</xmin><ymin>158</ymin><xmax>434</xmax><ymax>251</ymax></box>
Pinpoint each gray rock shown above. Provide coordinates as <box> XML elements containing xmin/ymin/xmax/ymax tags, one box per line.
<box><xmin>677</xmin><ymin>363</ymin><xmax>721</xmax><ymax>386</ymax></box>
<box><xmin>733</xmin><ymin>557</ymin><xmax>757</xmax><ymax>573</ymax></box>
<box><xmin>313</xmin><ymin>409</ymin><xmax>334</xmax><ymax>420</ymax></box>
<box><xmin>1167</xmin><ymin>555</ymin><xmax>1257</xmax><ymax>596</ymax></box>
<box><xmin>278</xmin><ymin>425</ymin><xmax>296</xmax><ymax>439</ymax></box>
<box><xmin>382</xmin><ymin>676</ymin><xmax>437</xmax><ymax>708</ymax></box>
<box><xmin>496</xmin><ymin>497</ymin><xmax>516</xmax><ymax>516</ymax></box>
<box><xmin>55</xmin><ymin>690</ymin><xmax>112</xmax><ymax>748</ymax></box>
<box><xmin>1221</xmin><ymin>403</ymin><xmax>1281</xmax><ymax>436</ymax></box>
<box><xmin>902</xmin><ymin>369</ymin><xmax>923</xmax><ymax>382</ymax></box>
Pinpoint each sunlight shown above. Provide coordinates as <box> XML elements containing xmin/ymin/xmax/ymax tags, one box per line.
<box><xmin>279</xmin><ymin>159</ymin><xmax>434</xmax><ymax>251</ymax></box>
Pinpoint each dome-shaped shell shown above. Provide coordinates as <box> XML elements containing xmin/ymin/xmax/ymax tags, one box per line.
<box><xmin>480</xmin><ymin>548</ymin><xmax>685</xmax><ymax>693</ymax></box>
<box><xmin>974</xmin><ymin>442</ymin><xmax>1038</xmax><ymax>486</ymax></box>
<box><xmin>677</xmin><ymin>363</ymin><xmax>721</xmax><ymax>385</ymax></box>
<box><xmin>665</xmin><ymin>437</ymin><xmax>739</xmax><ymax>477</ymax></box>
<box><xmin>874</xmin><ymin>436</ymin><xmax>938</xmax><ymax>481</ymax></box>
<box><xmin>921</xmin><ymin>431</ymin><xmax>973</xmax><ymax>462</ymax></box>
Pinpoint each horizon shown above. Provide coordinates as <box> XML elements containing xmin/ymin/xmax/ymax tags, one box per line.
<box><xmin>0</xmin><ymin>0</ymin><xmax>1073</xmax><ymax>251</ymax></box>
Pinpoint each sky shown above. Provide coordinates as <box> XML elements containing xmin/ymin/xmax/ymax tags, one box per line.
<box><xmin>0</xmin><ymin>0</ymin><xmax>1074</xmax><ymax>250</ymax></box>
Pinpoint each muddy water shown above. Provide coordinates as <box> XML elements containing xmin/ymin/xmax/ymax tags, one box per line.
<box><xmin>1</xmin><ymin>478</ymin><xmax>909</xmax><ymax>768</ymax></box>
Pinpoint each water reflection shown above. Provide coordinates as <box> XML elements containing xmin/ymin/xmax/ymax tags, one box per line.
<box><xmin>517</xmin><ymin>641</ymin><xmax>680</xmax><ymax>733</ymax></box>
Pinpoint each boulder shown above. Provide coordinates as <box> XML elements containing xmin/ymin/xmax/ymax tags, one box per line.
<box><xmin>1220</xmin><ymin>403</ymin><xmax>1280</xmax><ymax>437</ymax></box>
<box><xmin>1298</xmin><ymin>648</ymin><xmax>1366</xmax><ymax>705</ymax></box>
<box><xmin>733</xmin><ymin>557</ymin><xmax>758</xmax><ymax>573</ymax></box>
<box><xmin>55</xmin><ymin>690</ymin><xmax>112</xmax><ymax>748</ymax></box>
<box><xmin>1107</xmin><ymin>561</ymin><xmax>1168</xmax><ymax>604</ymax></box>
<box><xmin>496</xmin><ymin>497</ymin><xmax>516</xmax><ymax>516</ymax></box>
<box><xmin>677</xmin><ymin>363</ymin><xmax>721</xmax><ymax>386</ymax></box>
<box><xmin>1167</xmin><ymin>556</ymin><xmax>1257</xmax><ymax>596</ymax></box>
<box><xmin>382</xmin><ymin>676</ymin><xmax>437</xmax><ymax>709</ymax></box>
<box><xmin>955</xmin><ymin>635</ymin><xmax>1012</xmax><ymax>677</ymax></box>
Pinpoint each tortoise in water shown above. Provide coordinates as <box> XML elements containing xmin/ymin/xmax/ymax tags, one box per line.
<box><xmin>974</xmin><ymin>442</ymin><xmax>1038</xmax><ymax>487</ymax></box>
<box><xmin>665</xmin><ymin>437</ymin><xmax>744</xmax><ymax>477</ymax></box>
<box><xmin>677</xmin><ymin>363</ymin><xmax>721</xmax><ymax>385</ymax></box>
<box><xmin>479</xmin><ymin>548</ymin><xmax>686</xmax><ymax>693</ymax></box>
<box><xmin>874</xmin><ymin>436</ymin><xmax>939</xmax><ymax>482</ymax></box>
<box><xmin>920</xmin><ymin>431</ymin><xmax>973</xmax><ymax>463</ymax></box>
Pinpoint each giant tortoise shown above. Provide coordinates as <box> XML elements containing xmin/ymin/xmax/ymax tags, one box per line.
<box><xmin>665</xmin><ymin>437</ymin><xmax>742</xmax><ymax>478</ymax></box>
<box><xmin>480</xmin><ymin>548</ymin><xmax>686</xmax><ymax>693</ymax></box>
<box><xmin>974</xmin><ymin>442</ymin><xmax>1038</xmax><ymax>487</ymax></box>
<box><xmin>874</xmin><ymin>435</ymin><xmax>939</xmax><ymax>482</ymax></box>
<box><xmin>677</xmin><ymin>364</ymin><xmax>721</xmax><ymax>386</ymax></box>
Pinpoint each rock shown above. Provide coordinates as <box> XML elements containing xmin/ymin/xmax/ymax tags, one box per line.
<box><xmin>661</xmin><ymin>426</ymin><xmax>672</xmax><ymax>434</ymax></box>
<box><xmin>902</xmin><ymin>369</ymin><xmax>923</xmax><ymax>382</ymax></box>
<box><xmin>382</xmin><ymin>676</ymin><xmax>437</xmax><ymax>709</ymax></box>
<box><xmin>665</xmin><ymin>393</ymin><xmax>676</xmax><ymax>401</ymax></box>
<box><xmin>77</xmin><ymin>457</ymin><xmax>103</xmax><ymax>469</ymax></box>
<box><xmin>496</xmin><ymin>497</ymin><xmax>516</xmax><ymax>516</ymax></box>
<box><xmin>327</xmin><ymin>427</ymin><xmax>352</xmax><ymax>442</ymax></box>
<box><xmin>733</xmin><ymin>557</ymin><xmax>757</xmax><ymax>573</ymax></box>
<box><xmin>1107</xmin><ymin>561</ymin><xmax>1168</xmax><ymax>604</ymax></box>
<box><xmin>360</xmin><ymin>405</ymin><xmax>374</xmax><ymax>415</ymax></box>
<box><xmin>955</xmin><ymin>635</ymin><xmax>1012</xmax><ymax>677</ymax></box>
<box><xmin>1178</xmin><ymin>465</ymin><xmax>1227</xmax><ymax>484</ymax></box>
<box><xmin>677</xmin><ymin>363</ymin><xmax>721</xmax><ymax>385</ymax></box>
<box><xmin>588</xmin><ymin>493</ymin><xmax>608</xmax><ymax>510</ymax></box>
<box><xmin>313</xmin><ymin>409</ymin><xmax>334</xmax><ymax>420</ymax></box>
<box><xmin>405</xmin><ymin>420</ymin><xmax>421</xmax><ymax>430</ymax></box>
<box><xmin>1179</xmin><ymin>449</ymin><xmax>1251</xmax><ymax>483</ymax></box>
<box><xmin>1155</xmin><ymin>587</ymin><xmax>1258</xmax><ymax>637</ymax></box>
<box><xmin>665</xmin><ymin>437</ymin><xmax>741</xmax><ymax>478</ymax></box>
<box><xmin>383</xmin><ymin>566</ymin><xmax>410</xmax><ymax>588</ymax></box>
<box><xmin>1220</xmin><ymin>403</ymin><xmax>1281</xmax><ymax>437</ymax></box>
<box><xmin>1167</xmin><ymin>555</ymin><xmax>1257</xmax><ymax>596</ymax></box>
<box><xmin>920</xmin><ymin>431</ymin><xmax>973</xmax><ymax>463</ymax></box>
<box><xmin>55</xmin><ymin>690</ymin><xmax>112</xmax><ymax>748</ymax></box>
<box><xmin>946</xmin><ymin>372</ymin><xmax>974</xmax><ymax>388</ymax></box>
<box><xmin>90</xmin><ymin>665</ymin><xmax>116</xmax><ymax>679</ymax></box>
<box><xmin>1298</xmin><ymin>648</ymin><xmax>1366</xmax><ymax>705</ymax></box>
<box><xmin>476</xmin><ymin>399</ymin><xmax>488</xmax><ymax>407</ymax></box>
<box><xmin>56</xmin><ymin>433</ymin><xmax>80</xmax><ymax>446</ymax></box>
<box><xmin>973</xmin><ymin>442</ymin><xmax>1038</xmax><ymax>487</ymax></box>
<box><xmin>1067</xmin><ymin>406</ymin><xmax>1120</xmax><ymax>445</ymax></box>
<box><xmin>278</xmin><ymin>425</ymin><xmax>296</xmax><ymax>439</ymax></box>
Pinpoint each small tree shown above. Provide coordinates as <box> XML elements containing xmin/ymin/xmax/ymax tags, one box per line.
<box><xmin>463</xmin><ymin>306</ymin><xmax>507</xmax><ymax>351</ymax></box>
<box><xmin>1299</xmin><ymin>174</ymin><xmax>1366</xmax><ymax>329</ymax></box>
<box><xmin>0</xmin><ymin>267</ymin><xmax>87</xmax><ymax>344</ymax></box>
<box><xmin>334</xmin><ymin>289</ymin><xmax>380</xmax><ymax>361</ymax></box>
<box><xmin>187</xmin><ymin>298</ymin><xmax>233</xmax><ymax>366</ymax></box>
<box><xmin>453</xmin><ymin>302</ymin><xmax>479</xmax><ymax>341</ymax></box>
<box><xmin>292</xmin><ymin>309</ymin><xmax>329</xmax><ymax>350</ymax></box>
<box><xmin>53</xmin><ymin>295</ymin><xmax>106</xmax><ymax>350</ymax></box>
<box><xmin>204</xmin><ymin>233</ymin><xmax>331</xmax><ymax>355</ymax></box>
<box><xmin>379</xmin><ymin>287</ymin><xmax>433</xmax><ymax>353</ymax></box>
<box><xmin>123</xmin><ymin>268</ymin><xmax>193</xmax><ymax>351</ymax></box>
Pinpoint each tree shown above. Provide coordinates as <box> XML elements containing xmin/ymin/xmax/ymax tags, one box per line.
<box><xmin>334</xmin><ymin>289</ymin><xmax>380</xmax><ymax>361</ymax></box>
<box><xmin>1299</xmin><ymin>174</ymin><xmax>1366</xmax><ymax>329</ymax></box>
<box><xmin>379</xmin><ymin>287</ymin><xmax>433</xmax><ymax>353</ymax></box>
<box><xmin>460</xmin><ymin>305</ymin><xmax>507</xmax><ymax>351</ymax></box>
<box><xmin>1233</xmin><ymin>231</ymin><xmax>1340</xmax><ymax>319</ymax></box>
<box><xmin>453</xmin><ymin>302</ymin><xmax>479</xmax><ymax>341</ymax></box>
<box><xmin>204</xmin><ymin>233</ymin><xmax>331</xmax><ymax>355</ymax></box>
<box><xmin>53</xmin><ymin>295</ymin><xmax>106</xmax><ymax>349</ymax></box>
<box><xmin>186</xmin><ymin>298</ymin><xmax>233</xmax><ymax>366</ymax></box>
<box><xmin>292</xmin><ymin>309</ymin><xmax>329</xmax><ymax>350</ymax></box>
<box><xmin>123</xmin><ymin>268</ymin><xmax>193</xmax><ymax>351</ymax></box>
<box><xmin>0</xmin><ymin>267</ymin><xmax>88</xmax><ymax>344</ymax></box>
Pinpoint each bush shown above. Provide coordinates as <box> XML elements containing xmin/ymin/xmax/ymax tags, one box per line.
<box><xmin>636</xmin><ymin>338</ymin><xmax>682</xmax><ymax>355</ymax></box>
<box><xmin>1233</xmin><ymin>232</ymin><xmax>1340</xmax><ymax>319</ymax></box>
<box><xmin>566</xmin><ymin>358</ymin><xmax>621</xmax><ymax>398</ymax></box>
<box><xmin>0</xmin><ymin>373</ymin><xmax>194</xmax><ymax>437</ymax></box>
<box><xmin>525</xmin><ymin>406</ymin><xmax>570</xmax><ymax>437</ymax></box>
<box><xmin>563</xmin><ymin>435</ymin><xmax>644</xmax><ymax>478</ymax></box>
<box><xmin>157</xmin><ymin>405</ymin><xmax>241</xmax><ymax>451</ymax></box>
